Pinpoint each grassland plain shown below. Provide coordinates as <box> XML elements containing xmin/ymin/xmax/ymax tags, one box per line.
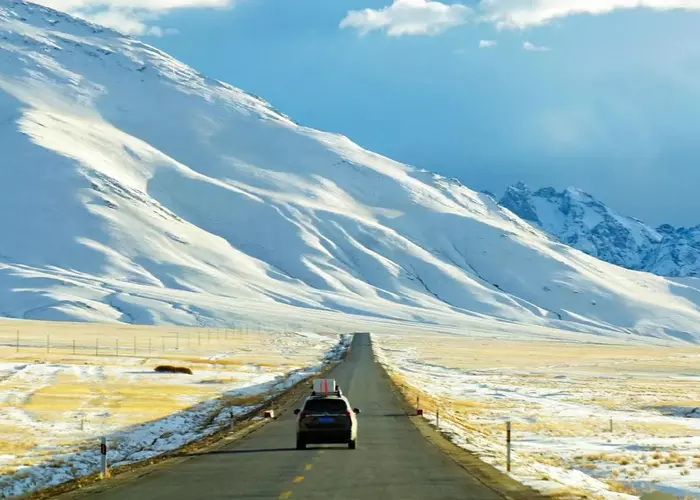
<box><xmin>374</xmin><ymin>332</ymin><xmax>700</xmax><ymax>499</ymax></box>
<box><xmin>0</xmin><ymin>319</ymin><xmax>346</xmax><ymax>497</ymax></box>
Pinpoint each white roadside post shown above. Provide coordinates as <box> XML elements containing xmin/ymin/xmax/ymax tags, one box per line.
<box><xmin>100</xmin><ymin>437</ymin><xmax>109</xmax><ymax>479</ymax></box>
<box><xmin>436</xmin><ymin>407</ymin><xmax>440</xmax><ymax>431</ymax></box>
<box><xmin>506</xmin><ymin>421</ymin><xmax>512</xmax><ymax>472</ymax></box>
<box><xmin>609</xmin><ymin>417</ymin><xmax>613</xmax><ymax>433</ymax></box>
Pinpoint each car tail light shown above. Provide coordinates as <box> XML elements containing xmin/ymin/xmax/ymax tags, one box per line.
<box><xmin>345</xmin><ymin>410</ymin><xmax>352</xmax><ymax>417</ymax></box>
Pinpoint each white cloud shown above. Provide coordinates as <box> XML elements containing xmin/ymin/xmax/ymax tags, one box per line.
<box><xmin>479</xmin><ymin>39</ymin><xmax>497</xmax><ymax>48</ymax></box>
<box><xmin>33</xmin><ymin>0</ymin><xmax>232</xmax><ymax>35</ymax></box>
<box><xmin>480</xmin><ymin>0</ymin><xmax>700</xmax><ymax>29</ymax></box>
<box><xmin>79</xmin><ymin>9</ymin><xmax>158</xmax><ymax>35</ymax></box>
<box><xmin>341</xmin><ymin>0</ymin><xmax>700</xmax><ymax>37</ymax></box>
<box><xmin>523</xmin><ymin>41</ymin><xmax>550</xmax><ymax>51</ymax></box>
<box><xmin>340</xmin><ymin>0</ymin><xmax>472</xmax><ymax>37</ymax></box>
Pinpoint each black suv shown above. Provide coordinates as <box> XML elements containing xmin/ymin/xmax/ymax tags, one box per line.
<box><xmin>294</xmin><ymin>394</ymin><xmax>360</xmax><ymax>449</ymax></box>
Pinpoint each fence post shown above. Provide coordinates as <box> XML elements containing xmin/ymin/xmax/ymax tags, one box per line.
<box><xmin>16</xmin><ymin>330</ymin><xmax>19</xmax><ymax>353</ymax></box>
<box><xmin>176</xmin><ymin>332</ymin><xmax>179</xmax><ymax>350</ymax></box>
<box><xmin>506</xmin><ymin>421</ymin><xmax>512</xmax><ymax>472</ymax></box>
<box><xmin>46</xmin><ymin>334</ymin><xmax>50</xmax><ymax>354</ymax></box>
<box><xmin>100</xmin><ymin>437</ymin><xmax>109</xmax><ymax>479</ymax></box>
<box><xmin>436</xmin><ymin>407</ymin><xmax>440</xmax><ymax>430</ymax></box>
<box><xmin>73</xmin><ymin>340</ymin><xmax>76</xmax><ymax>355</ymax></box>
<box><xmin>230</xmin><ymin>408</ymin><xmax>235</xmax><ymax>430</ymax></box>
<box><xmin>116</xmin><ymin>339</ymin><xmax>119</xmax><ymax>357</ymax></box>
<box><xmin>609</xmin><ymin>417</ymin><xmax>613</xmax><ymax>433</ymax></box>
<box><xmin>133</xmin><ymin>337</ymin><xmax>136</xmax><ymax>355</ymax></box>
<box><xmin>96</xmin><ymin>338</ymin><xmax>99</xmax><ymax>356</ymax></box>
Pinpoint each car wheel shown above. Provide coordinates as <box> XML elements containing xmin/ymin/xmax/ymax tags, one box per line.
<box><xmin>348</xmin><ymin>439</ymin><xmax>356</xmax><ymax>450</ymax></box>
<box><xmin>296</xmin><ymin>438</ymin><xmax>306</xmax><ymax>450</ymax></box>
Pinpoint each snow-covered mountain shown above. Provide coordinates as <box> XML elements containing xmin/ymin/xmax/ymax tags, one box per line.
<box><xmin>2</xmin><ymin>1</ymin><xmax>700</xmax><ymax>342</ymax></box>
<box><xmin>500</xmin><ymin>183</ymin><xmax>700</xmax><ymax>278</ymax></box>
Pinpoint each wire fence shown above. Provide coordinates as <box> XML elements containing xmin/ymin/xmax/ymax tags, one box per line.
<box><xmin>0</xmin><ymin>326</ymin><xmax>295</xmax><ymax>359</ymax></box>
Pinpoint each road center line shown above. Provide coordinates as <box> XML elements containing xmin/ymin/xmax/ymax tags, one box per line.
<box><xmin>304</xmin><ymin>464</ymin><xmax>313</xmax><ymax>471</ymax></box>
<box><xmin>293</xmin><ymin>475</ymin><xmax>305</xmax><ymax>483</ymax></box>
<box><xmin>278</xmin><ymin>491</ymin><xmax>292</xmax><ymax>499</ymax></box>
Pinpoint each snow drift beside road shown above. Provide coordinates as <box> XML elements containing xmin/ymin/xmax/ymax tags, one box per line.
<box><xmin>1</xmin><ymin>1</ymin><xmax>700</xmax><ymax>342</ymax></box>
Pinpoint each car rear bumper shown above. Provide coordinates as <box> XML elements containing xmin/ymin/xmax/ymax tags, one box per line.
<box><xmin>298</xmin><ymin>430</ymin><xmax>352</xmax><ymax>444</ymax></box>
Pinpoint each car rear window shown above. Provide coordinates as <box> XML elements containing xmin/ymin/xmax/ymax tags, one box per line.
<box><xmin>304</xmin><ymin>398</ymin><xmax>348</xmax><ymax>414</ymax></box>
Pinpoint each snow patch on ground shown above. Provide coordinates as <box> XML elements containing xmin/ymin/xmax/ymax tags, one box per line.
<box><xmin>373</xmin><ymin>334</ymin><xmax>700</xmax><ymax>499</ymax></box>
<box><xmin>0</xmin><ymin>331</ymin><xmax>349</xmax><ymax>498</ymax></box>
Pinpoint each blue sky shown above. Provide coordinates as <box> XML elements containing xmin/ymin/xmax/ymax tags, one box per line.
<box><xmin>39</xmin><ymin>0</ymin><xmax>700</xmax><ymax>226</ymax></box>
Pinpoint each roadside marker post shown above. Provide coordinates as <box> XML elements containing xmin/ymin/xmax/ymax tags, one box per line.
<box><xmin>100</xmin><ymin>437</ymin><xmax>109</xmax><ymax>479</ymax></box>
<box><xmin>436</xmin><ymin>407</ymin><xmax>440</xmax><ymax>430</ymax></box>
<box><xmin>16</xmin><ymin>330</ymin><xmax>19</xmax><ymax>352</ymax></box>
<box><xmin>609</xmin><ymin>417</ymin><xmax>613</xmax><ymax>433</ymax></box>
<box><xmin>506</xmin><ymin>421</ymin><xmax>512</xmax><ymax>472</ymax></box>
<box><xmin>416</xmin><ymin>395</ymin><xmax>423</xmax><ymax>416</ymax></box>
<box><xmin>264</xmin><ymin>409</ymin><xmax>275</xmax><ymax>419</ymax></box>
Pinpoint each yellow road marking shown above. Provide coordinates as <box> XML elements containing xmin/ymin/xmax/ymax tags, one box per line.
<box><xmin>293</xmin><ymin>475</ymin><xmax>305</xmax><ymax>483</ymax></box>
<box><xmin>279</xmin><ymin>492</ymin><xmax>292</xmax><ymax>499</ymax></box>
<box><xmin>304</xmin><ymin>464</ymin><xmax>313</xmax><ymax>471</ymax></box>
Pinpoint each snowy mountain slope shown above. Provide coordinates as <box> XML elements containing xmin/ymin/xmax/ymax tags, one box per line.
<box><xmin>2</xmin><ymin>2</ymin><xmax>700</xmax><ymax>342</ymax></box>
<box><xmin>500</xmin><ymin>183</ymin><xmax>700</xmax><ymax>278</ymax></box>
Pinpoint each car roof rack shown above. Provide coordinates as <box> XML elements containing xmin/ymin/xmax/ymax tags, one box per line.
<box><xmin>310</xmin><ymin>388</ymin><xmax>342</xmax><ymax>397</ymax></box>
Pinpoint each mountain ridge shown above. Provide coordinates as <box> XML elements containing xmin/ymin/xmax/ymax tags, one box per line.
<box><xmin>500</xmin><ymin>182</ymin><xmax>700</xmax><ymax>277</ymax></box>
<box><xmin>2</xmin><ymin>0</ymin><xmax>700</xmax><ymax>343</ymax></box>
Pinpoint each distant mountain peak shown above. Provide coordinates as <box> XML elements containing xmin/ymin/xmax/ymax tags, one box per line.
<box><xmin>500</xmin><ymin>183</ymin><xmax>700</xmax><ymax>277</ymax></box>
<box><xmin>501</xmin><ymin>182</ymin><xmax>540</xmax><ymax>224</ymax></box>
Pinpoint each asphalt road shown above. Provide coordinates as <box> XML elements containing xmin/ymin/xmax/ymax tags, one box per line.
<box><xmin>76</xmin><ymin>333</ymin><xmax>507</xmax><ymax>499</ymax></box>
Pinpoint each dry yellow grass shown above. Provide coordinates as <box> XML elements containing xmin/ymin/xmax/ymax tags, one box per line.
<box><xmin>221</xmin><ymin>394</ymin><xmax>267</xmax><ymax>407</ymax></box>
<box><xmin>379</xmin><ymin>333</ymin><xmax>700</xmax><ymax>372</ymax></box>
<box><xmin>607</xmin><ymin>480</ymin><xmax>638</xmax><ymax>495</ymax></box>
<box><xmin>0</xmin><ymin>318</ymin><xmax>338</xmax><ymax>474</ymax></box>
<box><xmin>378</xmin><ymin>331</ymin><xmax>700</xmax><ymax>498</ymax></box>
